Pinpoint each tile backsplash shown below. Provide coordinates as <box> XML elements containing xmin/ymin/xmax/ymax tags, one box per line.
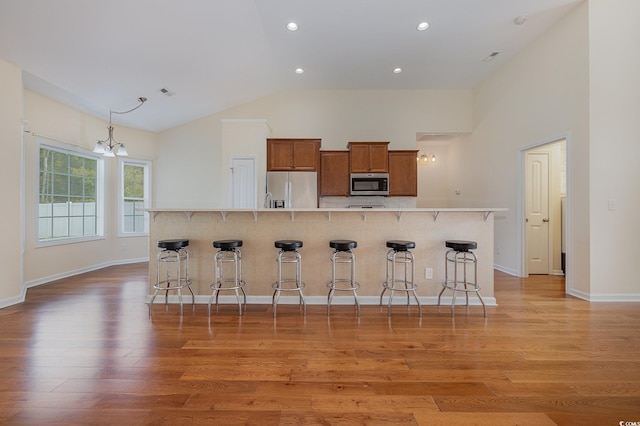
<box><xmin>319</xmin><ymin>196</ymin><xmax>417</xmax><ymax>209</ymax></box>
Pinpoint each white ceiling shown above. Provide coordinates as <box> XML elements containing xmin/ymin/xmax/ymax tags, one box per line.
<box><xmin>0</xmin><ymin>0</ymin><xmax>583</xmax><ymax>132</ymax></box>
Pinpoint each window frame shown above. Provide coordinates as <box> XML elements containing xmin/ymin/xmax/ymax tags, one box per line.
<box><xmin>36</xmin><ymin>139</ymin><xmax>105</xmax><ymax>247</ymax></box>
<box><xmin>118</xmin><ymin>158</ymin><xmax>151</xmax><ymax>237</ymax></box>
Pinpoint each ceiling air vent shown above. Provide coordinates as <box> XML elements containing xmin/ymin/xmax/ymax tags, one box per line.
<box><xmin>483</xmin><ymin>52</ymin><xmax>501</xmax><ymax>62</ymax></box>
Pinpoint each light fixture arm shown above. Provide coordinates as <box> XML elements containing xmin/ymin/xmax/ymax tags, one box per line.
<box><xmin>94</xmin><ymin>97</ymin><xmax>147</xmax><ymax>157</ymax></box>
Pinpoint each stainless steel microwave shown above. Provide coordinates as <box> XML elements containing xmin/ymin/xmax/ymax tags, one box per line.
<box><xmin>350</xmin><ymin>173</ymin><xmax>389</xmax><ymax>196</ymax></box>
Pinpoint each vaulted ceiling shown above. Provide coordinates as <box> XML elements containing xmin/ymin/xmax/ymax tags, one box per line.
<box><xmin>0</xmin><ymin>0</ymin><xmax>583</xmax><ymax>132</ymax></box>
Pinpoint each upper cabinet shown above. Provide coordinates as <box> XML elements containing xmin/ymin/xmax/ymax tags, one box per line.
<box><xmin>348</xmin><ymin>142</ymin><xmax>389</xmax><ymax>173</ymax></box>
<box><xmin>267</xmin><ymin>138</ymin><xmax>321</xmax><ymax>171</ymax></box>
<box><xmin>319</xmin><ymin>151</ymin><xmax>350</xmax><ymax>196</ymax></box>
<box><xmin>388</xmin><ymin>150</ymin><xmax>418</xmax><ymax>196</ymax></box>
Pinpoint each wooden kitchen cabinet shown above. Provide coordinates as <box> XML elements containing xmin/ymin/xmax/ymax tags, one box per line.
<box><xmin>267</xmin><ymin>138</ymin><xmax>321</xmax><ymax>171</ymax></box>
<box><xmin>388</xmin><ymin>150</ymin><xmax>418</xmax><ymax>196</ymax></box>
<box><xmin>348</xmin><ymin>142</ymin><xmax>389</xmax><ymax>173</ymax></box>
<box><xmin>319</xmin><ymin>151</ymin><xmax>350</xmax><ymax>196</ymax></box>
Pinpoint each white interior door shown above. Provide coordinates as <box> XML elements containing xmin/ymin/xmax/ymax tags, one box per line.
<box><xmin>230</xmin><ymin>157</ymin><xmax>256</xmax><ymax>208</ymax></box>
<box><xmin>526</xmin><ymin>152</ymin><xmax>550</xmax><ymax>274</ymax></box>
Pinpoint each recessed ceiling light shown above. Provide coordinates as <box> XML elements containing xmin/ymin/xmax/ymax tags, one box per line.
<box><xmin>295</xmin><ymin>68</ymin><xmax>304</xmax><ymax>74</ymax></box>
<box><xmin>393</xmin><ymin>67</ymin><xmax>403</xmax><ymax>74</ymax></box>
<box><xmin>417</xmin><ymin>22</ymin><xmax>430</xmax><ymax>31</ymax></box>
<box><xmin>286</xmin><ymin>22</ymin><xmax>299</xmax><ymax>31</ymax></box>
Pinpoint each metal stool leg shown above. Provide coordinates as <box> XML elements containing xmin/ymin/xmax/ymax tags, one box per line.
<box><xmin>327</xmin><ymin>249</ymin><xmax>359</xmax><ymax>317</ymax></box>
<box><xmin>383</xmin><ymin>249</ymin><xmax>421</xmax><ymax>317</ymax></box>
<box><xmin>440</xmin><ymin>247</ymin><xmax>486</xmax><ymax>317</ymax></box>
<box><xmin>209</xmin><ymin>248</ymin><xmax>246</xmax><ymax>316</ymax></box>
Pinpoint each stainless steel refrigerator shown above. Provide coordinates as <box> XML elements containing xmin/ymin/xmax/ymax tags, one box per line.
<box><xmin>266</xmin><ymin>172</ymin><xmax>318</xmax><ymax>208</ymax></box>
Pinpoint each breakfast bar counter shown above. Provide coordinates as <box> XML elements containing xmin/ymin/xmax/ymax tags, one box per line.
<box><xmin>147</xmin><ymin>208</ymin><xmax>506</xmax><ymax>306</ymax></box>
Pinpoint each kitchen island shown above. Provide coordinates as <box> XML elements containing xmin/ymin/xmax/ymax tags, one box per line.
<box><xmin>147</xmin><ymin>208</ymin><xmax>505</xmax><ymax>307</ymax></box>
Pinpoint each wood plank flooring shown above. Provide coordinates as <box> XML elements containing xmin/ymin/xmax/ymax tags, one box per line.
<box><xmin>1</xmin><ymin>263</ymin><xmax>639</xmax><ymax>425</ymax></box>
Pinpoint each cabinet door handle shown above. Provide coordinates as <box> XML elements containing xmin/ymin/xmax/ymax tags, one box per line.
<box><xmin>543</xmin><ymin>218</ymin><xmax>549</xmax><ymax>222</ymax></box>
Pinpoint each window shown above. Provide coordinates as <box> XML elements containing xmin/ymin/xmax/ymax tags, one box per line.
<box><xmin>38</xmin><ymin>143</ymin><xmax>103</xmax><ymax>243</ymax></box>
<box><xmin>119</xmin><ymin>159</ymin><xmax>151</xmax><ymax>236</ymax></box>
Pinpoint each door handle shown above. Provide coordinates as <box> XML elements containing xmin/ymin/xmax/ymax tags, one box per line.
<box><xmin>543</xmin><ymin>218</ymin><xmax>549</xmax><ymax>222</ymax></box>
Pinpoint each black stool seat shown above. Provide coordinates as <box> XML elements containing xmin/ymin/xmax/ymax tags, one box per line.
<box><xmin>446</xmin><ymin>240</ymin><xmax>477</xmax><ymax>252</ymax></box>
<box><xmin>386</xmin><ymin>240</ymin><xmax>415</xmax><ymax>251</ymax></box>
<box><xmin>213</xmin><ymin>239</ymin><xmax>243</xmax><ymax>250</ymax></box>
<box><xmin>157</xmin><ymin>239</ymin><xmax>189</xmax><ymax>251</ymax></box>
<box><xmin>330</xmin><ymin>240</ymin><xmax>357</xmax><ymax>251</ymax></box>
<box><xmin>275</xmin><ymin>240</ymin><xmax>303</xmax><ymax>251</ymax></box>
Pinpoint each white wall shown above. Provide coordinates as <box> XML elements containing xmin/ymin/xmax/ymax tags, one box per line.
<box><xmin>456</xmin><ymin>2</ymin><xmax>590</xmax><ymax>291</ymax></box>
<box><xmin>22</xmin><ymin>91</ymin><xmax>156</xmax><ymax>286</ymax></box>
<box><xmin>0</xmin><ymin>59</ymin><xmax>23</xmax><ymax>306</ymax></box>
<box><xmin>155</xmin><ymin>115</ymin><xmax>223</xmax><ymax>208</ymax></box>
<box><xmin>588</xmin><ymin>0</ymin><xmax>640</xmax><ymax>298</ymax></box>
<box><xmin>416</xmin><ymin>139</ymin><xmax>453</xmax><ymax>207</ymax></box>
<box><xmin>221</xmin><ymin>120</ymin><xmax>271</xmax><ymax>208</ymax></box>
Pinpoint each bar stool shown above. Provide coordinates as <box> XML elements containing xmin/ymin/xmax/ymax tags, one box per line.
<box><xmin>272</xmin><ymin>240</ymin><xmax>306</xmax><ymax>317</ymax></box>
<box><xmin>380</xmin><ymin>240</ymin><xmax>422</xmax><ymax>317</ymax></box>
<box><xmin>208</xmin><ymin>239</ymin><xmax>246</xmax><ymax>316</ymax></box>
<box><xmin>326</xmin><ymin>240</ymin><xmax>360</xmax><ymax>317</ymax></box>
<box><xmin>149</xmin><ymin>239</ymin><xmax>194</xmax><ymax>316</ymax></box>
<box><xmin>437</xmin><ymin>240</ymin><xmax>487</xmax><ymax>317</ymax></box>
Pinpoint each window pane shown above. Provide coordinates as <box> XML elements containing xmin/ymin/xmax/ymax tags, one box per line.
<box><xmin>39</xmin><ymin>201</ymin><xmax>52</xmax><ymax>217</ymax></box>
<box><xmin>70</xmin><ymin>155</ymin><xmax>84</xmax><ymax>175</ymax></box>
<box><xmin>52</xmin><ymin>151</ymin><xmax>68</xmax><ymax>174</ymax></box>
<box><xmin>70</xmin><ymin>176</ymin><xmax>84</xmax><ymax>196</ymax></box>
<box><xmin>134</xmin><ymin>216</ymin><xmax>144</xmax><ymax>232</ymax></box>
<box><xmin>69</xmin><ymin>198</ymin><xmax>84</xmax><ymax>215</ymax></box>
<box><xmin>120</xmin><ymin>160</ymin><xmax>149</xmax><ymax>234</ymax></box>
<box><xmin>84</xmin><ymin>217</ymin><xmax>96</xmax><ymax>235</ymax></box>
<box><xmin>85</xmin><ymin>178</ymin><xmax>96</xmax><ymax>197</ymax></box>
<box><xmin>39</xmin><ymin>171</ymin><xmax>52</xmax><ymax>195</ymax></box>
<box><xmin>84</xmin><ymin>202</ymin><xmax>96</xmax><ymax>216</ymax></box>
<box><xmin>123</xmin><ymin>216</ymin><xmax>133</xmax><ymax>233</ymax></box>
<box><xmin>53</xmin><ymin>174</ymin><xmax>69</xmax><ymax>195</ymax></box>
<box><xmin>52</xmin><ymin>217</ymin><xmax>69</xmax><ymax>238</ymax></box>
<box><xmin>40</xmin><ymin>148</ymin><xmax>52</xmax><ymax>171</ymax></box>
<box><xmin>52</xmin><ymin>197</ymin><xmax>69</xmax><ymax>216</ymax></box>
<box><xmin>124</xmin><ymin>164</ymin><xmax>144</xmax><ymax>198</ymax></box>
<box><xmin>38</xmin><ymin>144</ymin><xmax>101</xmax><ymax>241</ymax></box>
<box><xmin>69</xmin><ymin>216</ymin><xmax>84</xmax><ymax>237</ymax></box>
<box><xmin>84</xmin><ymin>159</ymin><xmax>96</xmax><ymax>177</ymax></box>
<box><xmin>39</xmin><ymin>218</ymin><xmax>52</xmax><ymax>239</ymax></box>
<box><xmin>124</xmin><ymin>199</ymin><xmax>134</xmax><ymax>215</ymax></box>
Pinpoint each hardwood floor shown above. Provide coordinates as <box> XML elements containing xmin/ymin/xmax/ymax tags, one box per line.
<box><xmin>1</xmin><ymin>263</ymin><xmax>639</xmax><ymax>425</ymax></box>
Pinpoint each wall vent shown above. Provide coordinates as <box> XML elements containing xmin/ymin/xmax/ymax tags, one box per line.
<box><xmin>483</xmin><ymin>52</ymin><xmax>501</xmax><ymax>62</ymax></box>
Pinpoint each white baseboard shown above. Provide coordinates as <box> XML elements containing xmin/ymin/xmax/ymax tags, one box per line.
<box><xmin>24</xmin><ymin>257</ymin><xmax>149</xmax><ymax>289</ymax></box>
<box><xmin>567</xmin><ymin>288</ymin><xmax>640</xmax><ymax>302</ymax></box>
<box><xmin>0</xmin><ymin>292</ymin><xmax>27</xmax><ymax>310</ymax></box>
<box><xmin>0</xmin><ymin>258</ymin><xmax>148</xmax><ymax>309</ymax></box>
<box><xmin>148</xmin><ymin>294</ymin><xmax>498</xmax><ymax>306</ymax></box>
<box><xmin>494</xmin><ymin>264</ymin><xmax>519</xmax><ymax>276</ymax></box>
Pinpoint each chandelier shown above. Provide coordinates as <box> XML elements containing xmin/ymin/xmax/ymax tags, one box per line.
<box><xmin>93</xmin><ymin>97</ymin><xmax>147</xmax><ymax>157</ymax></box>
